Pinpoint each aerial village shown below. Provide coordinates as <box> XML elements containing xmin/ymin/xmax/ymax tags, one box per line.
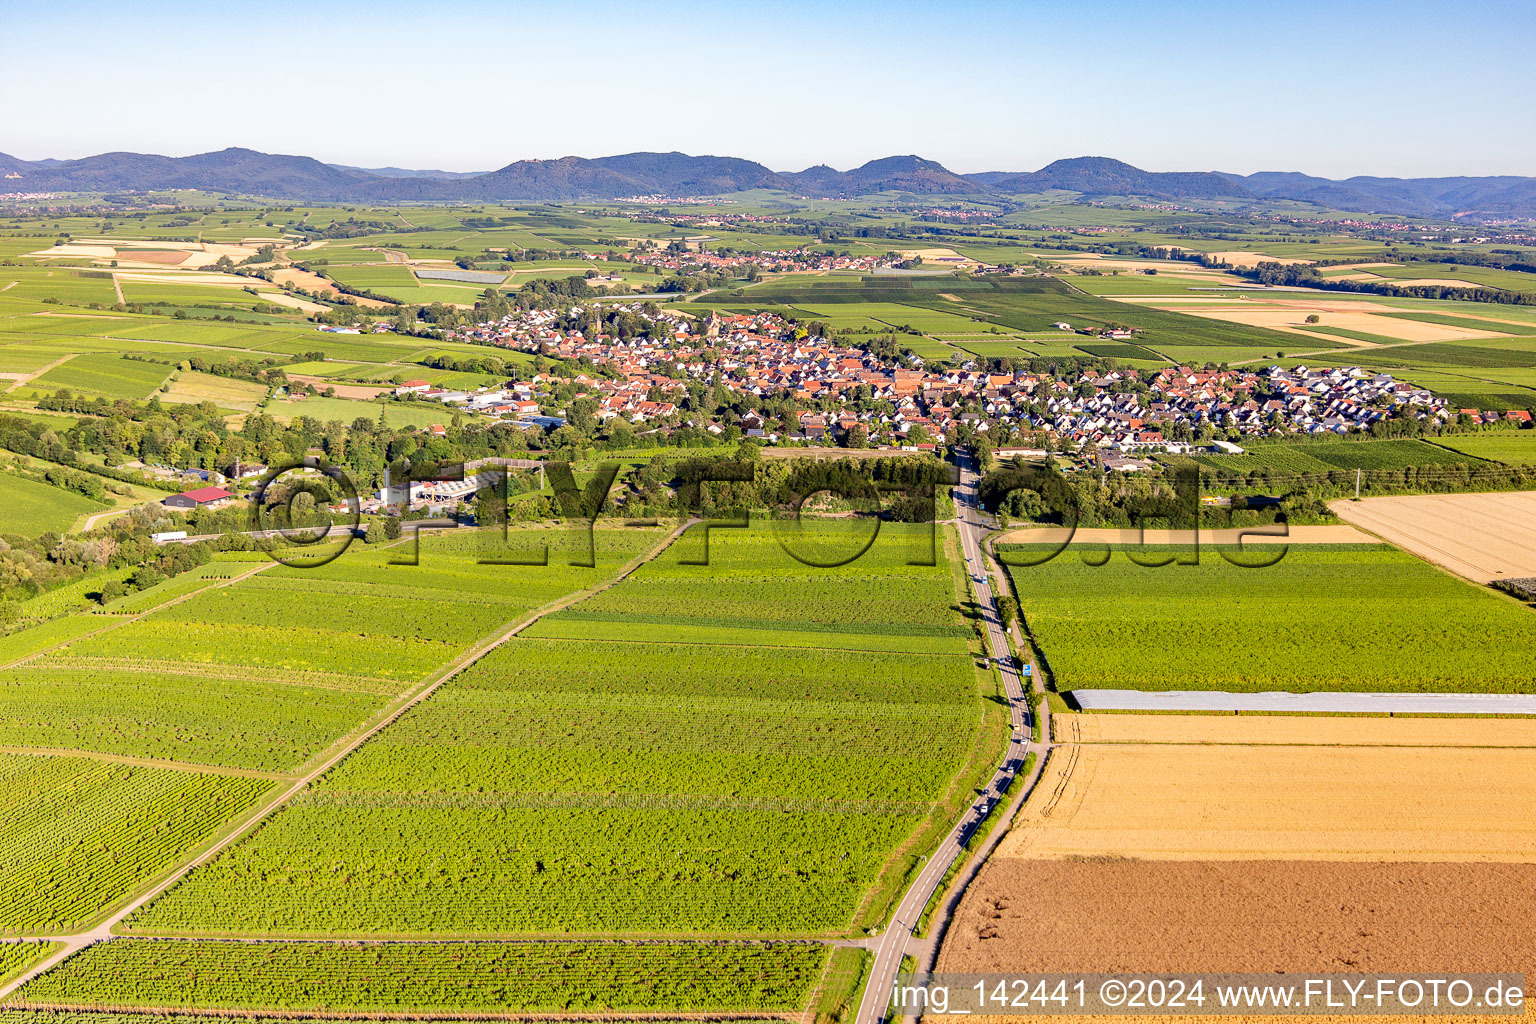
<box><xmin>415</xmin><ymin>302</ymin><xmax>1468</xmax><ymax>470</ymax></box>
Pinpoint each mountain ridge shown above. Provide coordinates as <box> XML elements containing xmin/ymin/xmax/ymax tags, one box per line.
<box><xmin>3</xmin><ymin>146</ymin><xmax>1533</xmax><ymax>220</ymax></box>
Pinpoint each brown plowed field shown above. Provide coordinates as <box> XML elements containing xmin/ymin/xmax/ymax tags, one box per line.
<box><xmin>939</xmin><ymin>859</ymin><xmax>1536</xmax><ymax>974</ymax></box>
<box><xmin>941</xmin><ymin>713</ymin><xmax>1536</xmax><ymax>1023</ymax></box>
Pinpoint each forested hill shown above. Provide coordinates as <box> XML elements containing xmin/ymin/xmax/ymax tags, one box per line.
<box><xmin>3</xmin><ymin>146</ymin><xmax>1534</xmax><ymax>220</ymax></box>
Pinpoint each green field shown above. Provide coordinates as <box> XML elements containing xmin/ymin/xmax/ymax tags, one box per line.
<box><xmin>161</xmin><ymin>370</ymin><xmax>270</xmax><ymax>411</ymax></box>
<box><xmin>0</xmin><ymin>940</ymin><xmax>60</xmax><ymax>986</ymax></box>
<box><xmin>1002</xmin><ymin>544</ymin><xmax>1536</xmax><ymax>694</ymax></box>
<box><xmin>13</xmin><ymin>939</ymin><xmax>827</xmax><ymax>1014</ymax></box>
<box><xmin>125</xmin><ymin>523</ymin><xmax>989</xmax><ymax>939</ymax></box>
<box><xmin>1359</xmin><ymin>262</ymin><xmax>1536</xmax><ymax>293</ymax></box>
<box><xmin>0</xmin><ymin>751</ymin><xmax>270</xmax><ymax>934</ymax></box>
<box><xmin>265</xmin><ymin>394</ymin><xmax>474</xmax><ymax>428</ymax></box>
<box><xmin>1173</xmin><ymin>438</ymin><xmax>1486</xmax><ymax>477</ymax></box>
<box><xmin>0</xmin><ymin>473</ymin><xmax>108</xmax><ymax>536</ymax></box>
<box><xmin>32</xmin><ymin>353</ymin><xmax>173</xmax><ymax>399</ymax></box>
<box><xmin>1428</xmin><ymin>432</ymin><xmax>1536</xmax><ymax>465</ymax></box>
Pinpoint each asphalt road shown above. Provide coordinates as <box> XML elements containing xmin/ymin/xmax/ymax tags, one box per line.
<box><xmin>853</xmin><ymin>451</ymin><xmax>1036</xmax><ymax>1024</ymax></box>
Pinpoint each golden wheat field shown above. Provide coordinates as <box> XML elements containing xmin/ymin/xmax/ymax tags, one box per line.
<box><xmin>1063</xmin><ymin>712</ymin><xmax>1536</xmax><ymax>747</ymax></box>
<box><xmin>998</xmin><ymin>741</ymin><xmax>1536</xmax><ymax>861</ymax></box>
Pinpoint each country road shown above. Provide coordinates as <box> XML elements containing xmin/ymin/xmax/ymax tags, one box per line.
<box><xmin>853</xmin><ymin>451</ymin><xmax>1043</xmax><ymax>1024</ymax></box>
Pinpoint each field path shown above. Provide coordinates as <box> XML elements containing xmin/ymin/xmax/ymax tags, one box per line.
<box><xmin>0</xmin><ymin>521</ymin><xmax>695</xmax><ymax>1003</ymax></box>
<box><xmin>853</xmin><ymin>452</ymin><xmax>1045</xmax><ymax>1024</ymax></box>
<box><xmin>2</xmin><ymin>352</ymin><xmax>76</xmax><ymax>394</ymax></box>
<box><xmin>0</xmin><ymin>559</ymin><xmax>274</xmax><ymax>674</ymax></box>
<box><xmin>0</xmin><ymin>281</ymin><xmax>14</xmax><ymax>292</ymax></box>
<box><xmin>78</xmin><ymin>507</ymin><xmax>136</xmax><ymax>533</ymax></box>
<box><xmin>110</xmin><ymin>273</ymin><xmax>124</xmax><ymax>304</ymax></box>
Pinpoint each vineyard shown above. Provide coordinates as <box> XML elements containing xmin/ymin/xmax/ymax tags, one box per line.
<box><xmin>0</xmin><ymin>661</ymin><xmax>388</xmax><ymax>772</ymax></box>
<box><xmin>0</xmin><ymin>752</ymin><xmax>270</xmax><ymax>934</ymax></box>
<box><xmin>0</xmin><ymin>475</ymin><xmax>107</xmax><ymax>538</ymax></box>
<box><xmin>1002</xmin><ymin>543</ymin><xmax>1536</xmax><ymax>693</ymax></box>
<box><xmin>0</xmin><ymin>942</ymin><xmax>59</xmax><ymax>986</ymax></box>
<box><xmin>10</xmin><ymin>939</ymin><xmax>828</xmax><ymax>1013</ymax></box>
<box><xmin>125</xmin><ymin>522</ymin><xmax>988</xmax><ymax>940</ymax></box>
<box><xmin>1430</xmin><ymin>432</ymin><xmax>1536</xmax><ymax>465</ymax></box>
<box><xmin>1179</xmin><ymin>438</ymin><xmax>1483</xmax><ymax>476</ymax></box>
<box><xmin>529</xmin><ymin>524</ymin><xmax>970</xmax><ymax>655</ymax></box>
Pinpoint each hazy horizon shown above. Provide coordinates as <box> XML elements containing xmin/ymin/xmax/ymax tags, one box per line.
<box><xmin>5</xmin><ymin>0</ymin><xmax>1534</xmax><ymax>179</ymax></box>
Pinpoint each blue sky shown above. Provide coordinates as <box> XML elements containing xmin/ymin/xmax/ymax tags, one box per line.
<box><xmin>4</xmin><ymin>0</ymin><xmax>1532</xmax><ymax>177</ymax></box>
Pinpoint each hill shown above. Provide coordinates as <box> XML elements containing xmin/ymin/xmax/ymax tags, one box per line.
<box><xmin>986</xmin><ymin>156</ymin><xmax>1252</xmax><ymax>200</ymax></box>
<box><xmin>3</xmin><ymin>146</ymin><xmax>1535</xmax><ymax>219</ymax></box>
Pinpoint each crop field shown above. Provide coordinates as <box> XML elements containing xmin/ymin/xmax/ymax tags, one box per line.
<box><xmin>263</xmin><ymin>395</ymin><xmax>462</xmax><ymax>428</ymax></box>
<box><xmin>706</xmin><ymin>276</ymin><xmax>1308</xmax><ymax>351</ymax></box>
<box><xmin>0</xmin><ymin>474</ymin><xmax>107</xmax><ymax>536</ymax></box>
<box><xmin>124</xmin><ymin>522</ymin><xmax>987</xmax><ymax>939</ymax></box>
<box><xmin>1352</xmin><ymin>338</ymin><xmax>1536</xmax><ymax>370</ymax></box>
<box><xmin>158</xmin><ymin>370</ymin><xmax>269</xmax><ymax>411</ymax></box>
<box><xmin>0</xmin><ymin>751</ymin><xmax>270</xmax><ymax>934</ymax></box>
<box><xmin>1354</xmin><ymin>261</ymin><xmax>1536</xmax><ymax>292</ymax></box>
<box><xmin>11</xmin><ymin>939</ymin><xmax>828</xmax><ymax>1014</ymax></box>
<box><xmin>0</xmin><ymin>660</ymin><xmax>392</xmax><ymax>773</ymax></box>
<box><xmin>1068</xmin><ymin>710</ymin><xmax>1536</xmax><ymax>747</ymax></box>
<box><xmin>1330</xmin><ymin>490</ymin><xmax>1536</xmax><ymax>583</ymax></box>
<box><xmin>1378</xmin><ymin>310</ymin><xmax>1536</xmax><ymax>335</ymax></box>
<box><xmin>941</xmin><ymin>858</ymin><xmax>1536</xmax><ymax>978</ymax></box>
<box><xmin>0</xmin><ymin>942</ymin><xmax>59</xmax><ymax>986</ymax></box>
<box><xmin>0</xmin><ymin>615</ymin><xmax>114</xmax><ymax>668</ymax></box>
<box><xmin>529</xmin><ymin>524</ymin><xmax>971</xmax><ymax>654</ymax></box>
<box><xmin>1000</xmin><ymin>544</ymin><xmax>1536</xmax><ymax>693</ymax></box>
<box><xmin>1429</xmin><ymin>432</ymin><xmax>1536</xmax><ymax>464</ymax></box>
<box><xmin>996</xmin><ymin>739</ymin><xmax>1536</xmax><ymax>861</ymax></box>
<box><xmin>1175</xmin><ymin>437</ymin><xmax>1484</xmax><ymax>476</ymax></box>
<box><xmin>265</xmin><ymin>334</ymin><xmax>423</xmax><ymax>361</ymax></box>
<box><xmin>31</xmin><ymin>353</ymin><xmax>172</xmax><ymax>399</ymax></box>
<box><xmin>940</xmin><ymin>712</ymin><xmax>1536</xmax><ymax>981</ymax></box>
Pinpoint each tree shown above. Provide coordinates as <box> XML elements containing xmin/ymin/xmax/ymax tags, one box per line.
<box><xmin>996</xmin><ymin>594</ymin><xmax>1019</xmax><ymax>631</ymax></box>
<box><xmin>131</xmin><ymin>565</ymin><xmax>165</xmax><ymax>591</ymax></box>
<box><xmin>1304</xmin><ymin>314</ymin><xmax>1321</xmax><ymax>324</ymax></box>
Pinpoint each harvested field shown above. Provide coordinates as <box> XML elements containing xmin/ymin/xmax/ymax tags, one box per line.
<box><xmin>26</xmin><ymin>244</ymin><xmax>116</xmax><ymax>260</ymax></box>
<box><xmin>269</xmin><ymin>266</ymin><xmax>340</xmax><ymax>296</ymax></box>
<box><xmin>1206</xmin><ymin>250</ymin><xmax>1313</xmax><ymax>268</ymax></box>
<box><xmin>995</xmin><ymin>525</ymin><xmax>1373</xmax><ymax>545</ymax></box>
<box><xmin>1330</xmin><ymin>490</ymin><xmax>1536</xmax><ymax>583</ymax></box>
<box><xmin>255</xmin><ymin>291</ymin><xmax>328</xmax><ymax>313</ymax></box>
<box><xmin>938</xmin><ymin>859</ymin><xmax>1536</xmax><ymax>975</ymax></box>
<box><xmin>284</xmin><ymin>375</ymin><xmax>390</xmax><ymax>399</ymax></box>
<box><xmin>1173</xmin><ymin>306</ymin><xmax>1497</xmax><ymax>342</ymax></box>
<box><xmin>900</xmin><ymin>247</ymin><xmax>985</xmax><ymax>267</ymax></box>
<box><xmin>1065</xmin><ymin>712</ymin><xmax>1536</xmax><ymax>747</ymax></box>
<box><xmin>114</xmin><ymin>249</ymin><xmax>186</xmax><ymax>265</ymax></box>
<box><xmin>998</xmin><ymin>742</ymin><xmax>1536</xmax><ymax>861</ymax></box>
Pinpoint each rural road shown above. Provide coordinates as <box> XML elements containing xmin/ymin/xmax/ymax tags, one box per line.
<box><xmin>853</xmin><ymin>451</ymin><xmax>1039</xmax><ymax>1024</ymax></box>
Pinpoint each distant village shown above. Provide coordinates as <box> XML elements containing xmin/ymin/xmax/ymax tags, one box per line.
<box><xmin>620</xmin><ymin>245</ymin><xmax>903</xmax><ymax>275</ymax></box>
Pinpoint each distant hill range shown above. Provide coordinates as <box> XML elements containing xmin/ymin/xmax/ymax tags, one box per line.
<box><xmin>1</xmin><ymin>147</ymin><xmax>1533</xmax><ymax>220</ymax></box>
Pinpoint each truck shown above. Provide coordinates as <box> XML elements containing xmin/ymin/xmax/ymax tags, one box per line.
<box><xmin>150</xmin><ymin>530</ymin><xmax>188</xmax><ymax>544</ymax></box>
